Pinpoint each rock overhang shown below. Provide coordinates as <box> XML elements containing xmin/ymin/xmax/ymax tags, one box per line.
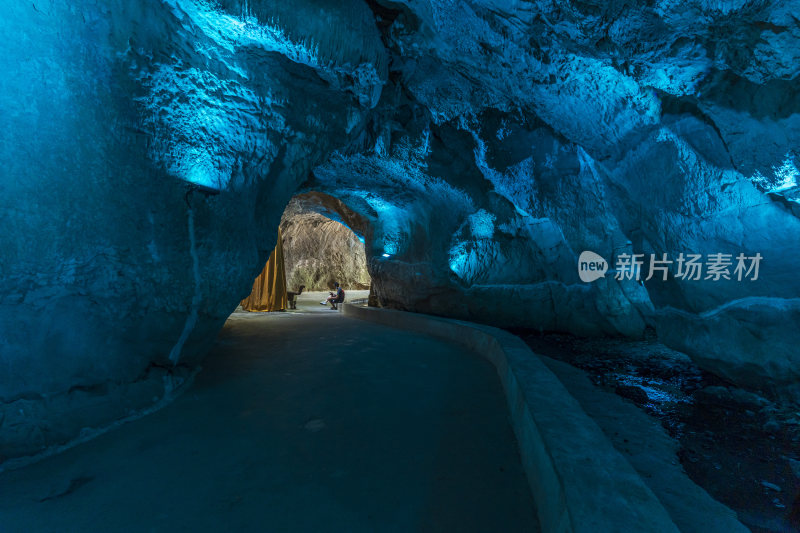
<box><xmin>2</xmin><ymin>0</ymin><xmax>800</xmax><ymax>462</ymax></box>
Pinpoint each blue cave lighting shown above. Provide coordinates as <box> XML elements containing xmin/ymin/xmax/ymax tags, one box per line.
<box><xmin>749</xmin><ymin>154</ymin><xmax>800</xmax><ymax>194</ymax></box>
<box><xmin>773</xmin><ymin>157</ymin><xmax>799</xmax><ymax>192</ymax></box>
<box><xmin>468</xmin><ymin>210</ymin><xmax>496</xmax><ymax>239</ymax></box>
<box><xmin>448</xmin><ymin>241</ymin><xmax>470</xmax><ymax>278</ymax></box>
<box><xmin>382</xmin><ymin>240</ymin><xmax>398</xmax><ymax>255</ymax></box>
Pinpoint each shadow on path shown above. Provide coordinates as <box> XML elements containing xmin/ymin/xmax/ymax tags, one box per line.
<box><xmin>0</xmin><ymin>312</ymin><xmax>538</xmax><ymax>532</ymax></box>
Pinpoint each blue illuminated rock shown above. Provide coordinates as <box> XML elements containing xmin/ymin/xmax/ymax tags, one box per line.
<box><xmin>305</xmin><ymin>0</ymin><xmax>800</xmax><ymax>396</ymax></box>
<box><xmin>1</xmin><ymin>0</ymin><xmax>799</xmax><ymax>461</ymax></box>
<box><xmin>0</xmin><ymin>0</ymin><xmax>385</xmax><ymax>460</ymax></box>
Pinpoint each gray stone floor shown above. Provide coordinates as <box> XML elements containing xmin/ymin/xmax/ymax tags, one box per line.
<box><xmin>0</xmin><ymin>308</ymin><xmax>538</xmax><ymax>532</ymax></box>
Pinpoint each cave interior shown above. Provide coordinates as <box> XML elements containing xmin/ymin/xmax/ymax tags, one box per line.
<box><xmin>1</xmin><ymin>1</ymin><xmax>799</xmax><ymax>531</ymax></box>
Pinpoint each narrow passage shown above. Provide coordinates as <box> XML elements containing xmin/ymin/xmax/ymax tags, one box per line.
<box><xmin>0</xmin><ymin>307</ymin><xmax>538</xmax><ymax>532</ymax></box>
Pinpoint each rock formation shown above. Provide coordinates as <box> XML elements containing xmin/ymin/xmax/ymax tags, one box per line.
<box><xmin>281</xmin><ymin>195</ymin><xmax>371</xmax><ymax>292</ymax></box>
<box><xmin>1</xmin><ymin>0</ymin><xmax>798</xmax><ymax>460</ymax></box>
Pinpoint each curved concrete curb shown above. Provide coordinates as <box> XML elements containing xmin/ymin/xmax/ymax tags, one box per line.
<box><xmin>343</xmin><ymin>304</ymin><xmax>681</xmax><ymax>533</ymax></box>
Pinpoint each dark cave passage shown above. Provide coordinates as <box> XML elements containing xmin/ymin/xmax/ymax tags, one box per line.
<box><xmin>1</xmin><ymin>0</ymin><xmax>799</xmax><ymax>531</ymax></box>
<box><xmin>238</xmin><ymin>193</ymin><xmax>373</xmax><ymax>313</ymax></box>
<box><xmin>280</xmin><ymin>194</ymin><xmax>372</xmax><ymax>294</ymax></box>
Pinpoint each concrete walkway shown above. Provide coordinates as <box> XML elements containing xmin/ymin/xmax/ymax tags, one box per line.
<box><xmin>0</xmin><ymin>305</ymin><xmax>538</xmax><ymax>532</ymax></box>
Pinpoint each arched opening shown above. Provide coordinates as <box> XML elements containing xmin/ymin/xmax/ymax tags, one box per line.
<box><xmin>4</xmin><ymin>2</ymin><xmax>799</xmax><ymax>531</ymax></box>
<box><xmin>239</xmin><ymin>192</ymin><xmax>373</xmax><ymax>312</ymax></box>
<box><xmin>281</xmin><ymin>195</ymin><xmax>371</xmax><ymax>294</ymax></box>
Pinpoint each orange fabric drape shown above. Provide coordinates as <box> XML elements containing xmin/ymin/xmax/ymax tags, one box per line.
<box><xmin>240</xmin><ymin>229</ymin><xmax>288</xmax><ymax>312</ymax></box>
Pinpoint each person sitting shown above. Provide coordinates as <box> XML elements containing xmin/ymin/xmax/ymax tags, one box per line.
<box><xmin>320</xmin><ymin>282</ymin><xmax>345</xmax><ymax>310</ymax></box>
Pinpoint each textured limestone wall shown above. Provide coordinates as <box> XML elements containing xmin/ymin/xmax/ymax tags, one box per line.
<box><xmin>2</xmin><ymin>0</ymin><xmax>800</xmax><ymax>462</ymax></box>
<box><xmin>281</xmin><ymin>197</ymin><xmax>370</xmax><ymax>292</ymax></box>
<box><xmin>307</xmin><ymin>0</ymin><xmax>800</xmax><ymax>398</ymax></box>
<box><xmin>0</xmin><ymin>0</ymin><xmax>385</xmax><ymax>462</ymax></box>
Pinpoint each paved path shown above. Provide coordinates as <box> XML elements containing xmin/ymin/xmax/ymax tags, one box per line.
<box><xmin>0</xmin><ymin>307</ymin><xmax>538</xmax><ymax>532</ymax></box>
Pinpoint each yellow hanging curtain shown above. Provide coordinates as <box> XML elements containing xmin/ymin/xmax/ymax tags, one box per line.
<box><xmin>240</xmin><ymin>228</ymin><xmax>288</xmax><ymax>312</ymax></box>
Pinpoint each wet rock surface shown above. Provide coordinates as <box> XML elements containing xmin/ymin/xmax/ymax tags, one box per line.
<box><xmin>513</xmin><ymin>328</ymin><xmax>800</xmax><ymax>533</ymax></box>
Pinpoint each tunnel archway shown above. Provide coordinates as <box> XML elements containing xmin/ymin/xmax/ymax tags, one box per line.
<box><xmin>239</xmin><ymin>192</ymin><xmax>375</xmax><ymax>311</ymax></box>
<box><xmin>238</xmin><ymin>192</ymin><xmax>376</xmax><ymax>312</ymax></box>
<box><xmin>280</xmin><ymin>194</ymin><xmax>372</xmax><ymax>294</ymax></box>
<box><xmin>2</xmin><ymin>2</ymin><xmax>800</xmax><ymax>529</ymax></box>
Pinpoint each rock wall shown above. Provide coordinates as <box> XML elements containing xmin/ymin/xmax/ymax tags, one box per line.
<box><xmin>0</xmin><ymin>0</ymin><xmax>385</xmax><ymax>462</ymax></box>
<box><xmin>281</xmin><ymin>197</ymin><xmax>371</xmax><ymax>292</ymax></box>
<box><xmin>2</xmin><ymin>0</ymin><xmax>799</xmax><ymax>463</ymax></box>
<box><xmin>306</xmin><ymin>1</ymin><xmax>800</xmax><ymax>398</ymax></box>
